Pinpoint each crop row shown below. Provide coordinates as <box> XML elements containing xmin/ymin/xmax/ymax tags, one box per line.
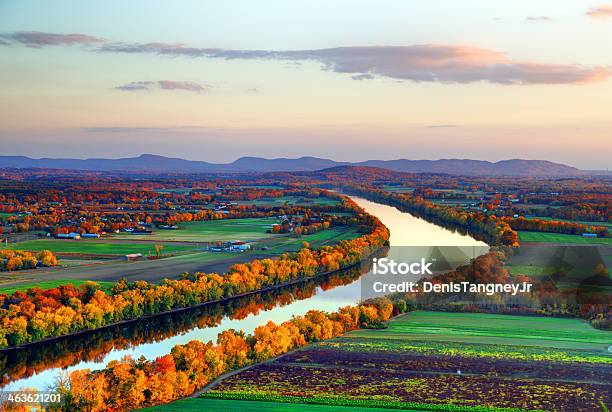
<box><xmin>203</xmin><ymin>391</ymin><xmax>544</xmax><ymax>412</ymax></box>
<box><xmin>210</xmin><ymin>358</ymin><xmax>611</xmax><ymax>411</ymax></box>
<box><xmin>321</xmin><ymin>337</ymin><xmax>612</xmax><ymax>364</ymax></box>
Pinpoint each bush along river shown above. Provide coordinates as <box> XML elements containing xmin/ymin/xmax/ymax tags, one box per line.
<box><xmin>1</xmin><ymin>195</ymin><xmax>486</xmax><ymax>390</ymax></box>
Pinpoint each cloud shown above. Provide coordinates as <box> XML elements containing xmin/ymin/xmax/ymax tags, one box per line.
<box><xmin>99</xmin><ymin>42</ymin><xmax>612</xmax><ymax>85</ymax></box>
<box><xmin>158</xmin><ymin>80</ymin><xmax>207</xmax><ymax>92</ymax></box>
<box><xmin>586</xmin><ymin>4</ymin><xmax>612</xmax><ymax>20</ymax></box>
<box><xmin>114</xmin><ymin>80</ymin><xmax>208</xmax><ymax>93</ymax></box>
<box><xmin>4</xmin><ymin>31</ymin><xmax>610</xmax><ymax>85</ymax></box>
<box><xmin>83</xmin><ymin>127</ymin><xmax>163</xmax><ymax>133</ymax></box>
<box><xmin>114</xmin><ymin>81</ymin><xmax>156</xmax><ymax>91</ymax></box>
<box><xmin>82</xmin><ymin>126</ymin><xmax>214</xmax><ymax>133</ymax></box>
<box><xmin>526</xmin><ymin>16</ymin><xmax>553</xmax><ymax>22</ymax></box>
<box><xmin>352</xmin><ymin>73</ymin><xmax>375</xmax><ymax>81</ymax></box>
<box><xmin>0</xmin><ymin>31</ymin><xmax>103</xmax><ymax>48</ymax></box>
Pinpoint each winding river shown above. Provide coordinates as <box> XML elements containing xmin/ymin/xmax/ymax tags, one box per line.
<box><xmin>1</xmin><ymin>195</ymin><xmax>487</xmax><ymax>391</ymax></box>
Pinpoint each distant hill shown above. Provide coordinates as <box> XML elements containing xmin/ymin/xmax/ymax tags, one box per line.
<box><xmin>310</xmin><ymin>165</ymin><xmax>415</xmax><ymax>180</ymax></box>
<box><xmin>229</xmin><ymin>156</ymin><xmax>344</xmax><ymax>172</ymax></box>
<box><xmin>0</xmin><ymin>154</ymin><xmax>586</xmax><ymax>176</ymax></box>
<box><xmin>0</xmin><ymin>154</ymin><xmax>216</xmax><ymax>172</ymax></box>
<box><xmin>355</xmin><ymin>158</ymin><xmax>583</xmax><ymax>176</ymax></box>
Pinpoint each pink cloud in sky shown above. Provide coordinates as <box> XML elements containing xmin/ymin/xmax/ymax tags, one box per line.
<box><xmin>100</xmin><ymin>42</ymin><xmax>612</xmax><ymax>85</ymax></box>
<box><xmin>586</xmin><ymin>4</ymin><xmax>612</xmax><ymax>20</ymax></box>
<box><xmin>0</xmin><ymin>31</ymin><xmax>103</xmax><ymax>47</ymax></box>
<box><xmin>4</xmin><ymin>30</ymin><xmax>611</xmax><ymax>85</ymax></box>
<box><xmin>158</xmin><ymin>80</ymin><xmax>207</xmax><ymax>92</ymax></box>
<box><xmin>114</xmin><ymin>80</ymin><xmax>208</xmax><ymax>93</ymax></box>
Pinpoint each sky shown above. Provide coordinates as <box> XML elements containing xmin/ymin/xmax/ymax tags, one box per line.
<box><xmin>0</xmin><ymin>0</ymin><xmax>611</xmax><ymax>169</ymax></box>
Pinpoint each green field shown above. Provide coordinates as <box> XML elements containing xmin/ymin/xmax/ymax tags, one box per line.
<box><xmin>142</xmin><ymin>398</ymin><xmax>421</xmax><ymax>412</ymax></box>
<box><xmin>10</xmin><ymin>239</ymin><xmax>194</xmax><ymax>256</ymax></box>
<box><xmin>525</xmin><ymin>216</ymin><xmax>612</xmax><ymax>229</ymax></box>
<box><xmin>381</xmin><ymin>185</ymin><xmax>415</xmax><ymax>193</ymax></box>
<box><xmin>506</xmin><ymin>264</ymin><xmax>550</xmax><ymax>277</ymax></box>
<box><xmin>519</xmin><ymin>231</ymin><xmax>612</xmax><ymax>245</ymax></box>
<box><xmin>113</xmin><ymin>218</ymin><xmax>278</xmax><ymax>242</ymax></box>
<box><xmin>261</xmin><ymin>227</ymin><xmax>361</xmax><ymax>254</ymax></box>
<box><xmin>235</xmin><ymin>196</ymin><xmax>341</xmax><ymax>207</ymax></box>
<box><xmin>239</xmin><ymin>185</ymin><xmax>286</xmax><ymax>189</ymax></box>
<box><xmin>346</xmin><ymin>311</ymin><xmax>612</xmax><ymax>354</ymax></box>
<box><xmin>0</xmin><ymin>279</ymin><xmax>115</xmax><ymax>295</ymax></box>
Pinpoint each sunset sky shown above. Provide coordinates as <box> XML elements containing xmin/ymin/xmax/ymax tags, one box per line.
<box><xmin>1</xmin><ymin>0</ymin><xmax>611</xmax><ymax>169</ymax></box>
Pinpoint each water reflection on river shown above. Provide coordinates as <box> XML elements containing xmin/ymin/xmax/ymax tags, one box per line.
<box><xmin>2</xmin><ymin>195</ymin><xmax>486</xmax><ymax>390</ymax></box>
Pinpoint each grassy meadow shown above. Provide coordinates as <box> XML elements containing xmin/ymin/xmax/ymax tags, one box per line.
<box><xmin>112</xmin><ymin>218</ymin><xmax>278</xmax><ymax>242</ymax></box>
<box><xmin>0</xmin><ymin>279</ymin><xmax>115</xmax><ymax>295</ymax></box>
<box><xmin>234</xmin><ymin>196</ymin><xmax>341</xmax><ymax>207</ymax></box>
<box><xmin>142</xmin><ymin>398</ymin><xmax>421</xmax><ymax>412</ymax></box>
<box><xmin>10</xmin><ymin>239</ymin><xmax>194</xmax><ymax>256</ymax></box>
<box><xmin>345</xmin><ymin>311</ymin><xmax>611</xmax><ymax>355</ymax></box>
<box><xmin>518</xmin><ymin>231</ymin><xmax>612</xmax><ymax>245</ymax></box>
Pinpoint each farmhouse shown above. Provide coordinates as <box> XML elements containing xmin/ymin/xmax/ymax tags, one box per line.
<box><xmin>209</xmin><ymin>240</ymin><xmax>252</xmax><ymax>252</ymax></box>
<box><xmin>124</xmin><ymin>253</ymin><xmax>143</xmax><ymax>261</ymax></box>
<box><xmin>229</xmin><ymin>240</ymin><xmax>251</xmax><ymax>252</ymax></box>
<box><xmin>56</xmin><ymin>232</ymin><xmax>81</xmax><ymax>240</ymax></box>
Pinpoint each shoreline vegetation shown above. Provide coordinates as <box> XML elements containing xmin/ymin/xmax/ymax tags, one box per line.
<box><xmin>0</xmin><ymin>192</ymin><xmax>390</xmax><ymax>349</ymax></box>
<box><xmin>0</xmin><ymin>264</ymin><xmax>370</xmax><ymax>389</ymax></box>
<box><xmin>0</xmin><ymin>248</ymin><xmax>384</xmax><ymax>352</ymax></box>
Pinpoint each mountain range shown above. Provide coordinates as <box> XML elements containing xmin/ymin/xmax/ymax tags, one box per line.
<box><xmin>0</xmin><ymin>154</ymin><xmax>595</xmax><ymax>176</ymax></box>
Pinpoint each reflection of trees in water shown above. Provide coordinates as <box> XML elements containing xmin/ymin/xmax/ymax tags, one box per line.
<box><xmin>0</xmin><ymin>263</ymin><xmax>371</xmax><ymax>388</ymax></box>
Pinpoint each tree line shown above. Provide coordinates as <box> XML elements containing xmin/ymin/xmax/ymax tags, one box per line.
<box><xmin>0</xmin><ymin>249</ymin><xmax>57</xmax><ymax>272</ymax></box>
<box><xmin>50</xmin><ymin>297</ymin><xmax>397</xmax><ymax>411</ymax></box>
<box><xmin>0</xmin><ymin>197</ymin><xmax>389</xmax><ymax>348</ymax></box>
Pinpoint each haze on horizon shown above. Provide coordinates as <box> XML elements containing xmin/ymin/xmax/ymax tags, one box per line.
<box><xmin>1</xmin><ymin>0</ymin><xmax>611</xmax><ymax>169</ymax></box>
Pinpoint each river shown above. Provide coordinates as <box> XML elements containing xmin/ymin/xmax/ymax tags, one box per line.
<box><xmin>1</xmin><ymin>195</ymin><xmax>487</xmax><ymax>391</ymax></box>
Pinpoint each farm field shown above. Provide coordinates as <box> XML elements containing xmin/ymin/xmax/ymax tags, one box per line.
<box><xmin>142</xmin><ymin>398</ymin><xmax>421</xmax><ymax>412</ymax></box>
<box><xmin>431</xmin><ymin>199</ymin><xmax>478</xmax><ymax>206</ymax></box>
<box><xmin>381</xmin><ymin>185</ymin><xmax>415</xmax><ymax>193</ymax></box>
<box><xmin>525</xmin><ymin>216</ymin><xmax>612</xmax><ymax>229</ymax></box>
<box><xmin>234</xmin><ymin>196</ymin><xmax>341</xmax><ymax>207</ymax></box>
<box><xmin>345</xmin><ymin>311</ymin><xmax>611</xmax><ymax>353</ymax></box>
<box><xmin>239</xmin><ymin>185</ymin><xmax>286</xmax><ymax>189</ymax></box>
<box><xmin>112</xmin><ymin>217</ymin><xmax>278</xmax><ymax>242</ymax></box>
<box><xmin>9</xmin><ymin>239</ymin><xmax>194</xmax><ymax>256</ymax></box>
<box><xmin>261</xmin><ymin>227</ymin><xmax>361</xmax><ymax>254</ymax></box>
<box><xmin>518</xmin><ymin>231</ymin><xmax>612</xmax><ymax>245</ymax></box>
<box><xmin>205</xmin><ymin>311</ymin><xmax>612</xmax><ymax>411</ymax></box>
<box><xmin>506</xmin><ymin>264</ymin><xmax>551</xmax><ymax>277</ymax></box>
<box><xmin>1</xmin><ymin>227</ymin><xmax>361</xmax><ymax>288</ymax></box>
<box><xmin>0</xmin><ymin>279</ymin><xmax>115</xmax><ymax>295</ymax></box>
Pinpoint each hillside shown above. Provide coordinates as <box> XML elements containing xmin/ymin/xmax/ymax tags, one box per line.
<box><xmin>0</xmin><ymin>155</ymin><xmax>585</xmax><ymax>176</ymax></box>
